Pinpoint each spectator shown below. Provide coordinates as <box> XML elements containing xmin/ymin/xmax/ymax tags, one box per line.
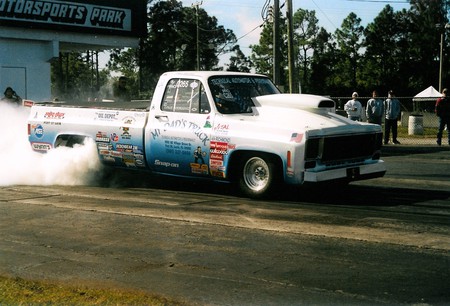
<box><xmin>344</xmin><ymin>92</ymin><xmax>363</xmax><ymax>121</ymax></box>
<box><xmin>113</xmin><ymin>76</ymin><xmax>131</xmax><ymax>102</ymax></box>
<box><xmin>1</xmin><ymin>87</ymin><xmax>22</xmax><ymax>105</ymax></box>
<box><xmin>384</xmin><ymin>90</ymin><xmax>401</xmax><ymax>145</ymax></box>
<box><xmin>366</xmin><ymin>90</ymin><xmax>384</xmax><ymax>124</ymax></box>
<box><xmin>435</xmin><ymin>88</ymin><xmax>450</xmax><ymax>146</ymax></box>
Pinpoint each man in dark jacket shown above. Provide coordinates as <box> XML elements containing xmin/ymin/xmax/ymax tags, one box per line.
<box><xmin>435</xmin><ymin>88</ymin><xmax>450</xmax><ymax>146</ymax></box>
<box><xmin>366</xmin><ymin>90</ymin><xmax>384</xmax><ymax>124</ymax></box>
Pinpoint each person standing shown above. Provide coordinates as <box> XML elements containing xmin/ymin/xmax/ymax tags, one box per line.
<box><xmin>435</xmin><ymin>88</ymin><xmax>450</xmax><ymax>146</ymax></box>
<box><xmin>344</xmin><ymin>92</ymin><xmax>363</xmax><ymax>121</ymax></box>
<box><xmin>113</xmin><ymin>76</ymin><xmax>131</xmax><ymax>102</ymax></box>
<box><xmin>1</xmin><ymin>87</ymin><xmax>22</xmax><ymax>105</ymax></box>
<box><xmin>366</xmin><ymin>90</ymin><xmax>384</xmax><ymax>124</ymax></box>
<box><xmin>384</xmin><ymin>90</ymin><xmax>401</xmax><ymax>144</ymax></box>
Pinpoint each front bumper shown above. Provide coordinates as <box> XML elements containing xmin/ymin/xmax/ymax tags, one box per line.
<box><xmin>304</xmin><ymin>160</ymin><xmax>386</xmax><ymax>182</ymax></box>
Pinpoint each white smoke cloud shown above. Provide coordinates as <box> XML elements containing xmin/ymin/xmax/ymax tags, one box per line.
<box><xmin>0</xmin><ymin>102</ymin><xmax>102</xmax><ymax>186</ymax></box>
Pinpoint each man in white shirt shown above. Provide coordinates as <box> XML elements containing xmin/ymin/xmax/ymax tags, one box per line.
<box><xmin>344</xmin><ymin>92</ymin><xmax>363</xmax><ymax>121</ymax></box>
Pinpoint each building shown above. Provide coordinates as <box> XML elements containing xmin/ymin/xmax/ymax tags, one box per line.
<box><xmin>0</xmin><ymin>0</ymin><xmax>146</xmax><ymax>101</ymax></box>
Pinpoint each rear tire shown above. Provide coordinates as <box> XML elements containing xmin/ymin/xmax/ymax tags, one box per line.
<box><xmin>238</xmin><ymin>154</ymin><xmax>278</xmax><ymax>199</ymax></box>
<box><xmin>55</xmin><ymin>135</ymin><xmax>86</xmax><ymax>148</ymax></box>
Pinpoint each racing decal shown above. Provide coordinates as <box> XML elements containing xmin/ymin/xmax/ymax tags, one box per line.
<box><xmin>148</xmin><ymin>116</ymin><xmax>211</xmax><ymax>176</ymax></box>
<box><xmin>110</xmin><ymin>133</ymin><xmax>119</xmax><ymax>142</ymax></box>
<box><xmin>110</xmin><ymin>151</ymin><xmax>122</xmax><ymax>157</ymax></box>
<box><xmin>43</xmin><ymin>121</ymin><xmax>61</xmax><ymax>126</ymax></box>
<box><xmin>115</xmin><ymin>143</ymin><xmax>133</xmax><ymax>152</ymax></box>
<box><xmin>95</xmin><ymin>111</ymin><xmax>119</xmax><ymax>122</ymax></box>
<box><xmin>213</xmin><ymin>122</ymin><xmax>229</xmax><ymax>135</ymax></box>
<box><xmin>96</xmin><ymin>131</ymin><xmax>110</xmax><ymax>142</ymax></box>
<box><xmin>31</xmin><ymin>142</ymin><xmax>52</xmax><ymax>151</ymax></box>
<box><xmin>97</xmin><ymin>142</ymin><xmax>111</xmax><ymax>151</ymax></box>
<box><xmin>23</xmin><ymin>100</ymin><xmax>34</xmax><ymax>107</ymax></box>
<box><xmin>154</xmin><ymin>160</ymin><xmax>180</xmax><ymax>168</ymax></box>
<box><xmin>209</xmin><ymin>140</ymin><xmax>228</xmax><ymax>177</ymax></box>
<box><xmin>204</xmin><ymin>116</ymin><xmax>212</xmax><ymax>128</ymax></box>
<box><xmin>190</xmin><ymin>163</ymin><xmax>209</xmax><ymax>175</ymax></box>
<box><xmin>134</xmin><ymin>154</ymin><xmax>145</xmax><ymax>167</ymax></box>
<box><xmin>150</xmin><ymin>119</ymin><xmax>210</xmax><ymax>152</ymax></box>
<box><xmin>122</xmin><ymin>153</ymin><xmax>137</xmax><ymax>167</ymax></box>
<box><xmin>193</xmin><ymin>146</ymin><xmax>206</xmax><ymax>164</ymax></box>
<box><xmin>159</xmin><ymin>119</ymin><xmax>209</xmax><ymax>146</ymax></box>
<box><xmin>120</xmin><ymin>126</ymin><xmax>131</xmax><ymax>140</ymax></box>
<box><xmin>102</xmin><ymin>155</ymin><xmax>116</xmax><ymax>163</ymax></box>
<box><xmin>290</xmin><ymin>132</ymin><xmax>303</xmax><ymax>143</ymax></box>
<box><xmin>32</xmin><ymin>124</ymin><xmax>44</xmax><ymax>138</ymax></box>
<box><xmin>44</xmin><ymin>111</ymin><xmax>65</xmax><ymax>120</ymax></box>
<box><xmin>96</xmin><ymin>140</ymin><xmax>145</xmax><ymax>168</ymax></box>
<box><xmin>190</xmin><ymin>146</ymin><xmax>208</xmax><ymax>174</ymax></box>
<box><xmin>122</xmin><ymin>116</ymin><xmax>136</xmax><ymax>125</ymax></box>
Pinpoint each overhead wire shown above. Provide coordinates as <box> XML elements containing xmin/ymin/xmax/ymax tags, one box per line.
<box><xmin>216</xmin><ymin>0</ymin><xmax>271</xmax><ymax>56</ymax></box>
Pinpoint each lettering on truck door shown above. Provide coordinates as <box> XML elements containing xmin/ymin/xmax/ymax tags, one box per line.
<box><xmin>146</xmin><ymin>78</ymin><xmax>212</xmax><ymax>176</ymax></box>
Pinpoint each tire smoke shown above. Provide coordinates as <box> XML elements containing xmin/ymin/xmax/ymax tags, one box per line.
<box><xmin>0</xmin><ymin>103</ymin><xmax>102</xmax><ymax>186</ymax></box>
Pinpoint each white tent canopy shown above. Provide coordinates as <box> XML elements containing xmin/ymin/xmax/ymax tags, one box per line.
<box><xmin>413</xmin><ymin>86</ymin><xmax>442</xmax><ymax>100</ymax></box>
<box><xmin>412</xmin><ymin>85</ymin><xmax>442</xmax><ymax>112</ymax></box>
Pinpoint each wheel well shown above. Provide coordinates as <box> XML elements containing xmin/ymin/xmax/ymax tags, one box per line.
<box><xmin>55</xmin><ymin>134</ymin><xmax>87</xmax><ymax>148</ymax></box>
<box><xmin>228</xmin><ymin>150</ymin><xmax>283</xmax><ymax>182</ymax></box>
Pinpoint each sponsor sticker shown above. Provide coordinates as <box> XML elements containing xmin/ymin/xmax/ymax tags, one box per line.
<box><xmin>31</xmin><ymin>142</ymin><xmax>52</xmax><ymax>151</ymax></box>
<box><xmin>33</xmin><ymin>124</ymin><xmax>44</xmax><ymax>138</ymax></box>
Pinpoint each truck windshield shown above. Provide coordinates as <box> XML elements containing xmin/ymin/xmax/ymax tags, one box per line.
<box><xmin>208</xmin><ymin>76</ymin><xmax>280</xmax><ymax>114</ymax></box>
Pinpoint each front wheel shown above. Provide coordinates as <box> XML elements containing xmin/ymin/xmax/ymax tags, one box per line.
<box><xmin>238</xmin><ymin>154</ymin><xmax>279</xmax><ymax>199</ymax></box>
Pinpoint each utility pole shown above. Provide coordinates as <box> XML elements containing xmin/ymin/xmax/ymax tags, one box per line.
<box><xmin>439</xmin><ymin>31</ymin><xmax>444</xmax><ymax>93</ymax></box>
<box><xmin>193</xmin><ymin>1</ymin><xmax>203</xmax><ymax>71</ymax></box>
<box><xmin>286</xmin><ymin>0</ymin><xmax>296</xmax><ymax>93</ymax></box>
<box><xmin>439</xmin><ymin>23</ymin><xmax>450</xmax><ymax>92</ymax></box>
<box><xmin>273</xmin><ymin>0</ymin><xmax>281</xmax><ymax>87</ymax></box>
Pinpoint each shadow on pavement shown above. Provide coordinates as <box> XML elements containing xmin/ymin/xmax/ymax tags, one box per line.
<box><xmin>94</xmin><ymin>167</ymin><xmax>450</xmax><ymax>210</ymax></box>
<box><xmin>381</xmin><ymin>145</ymin><xmax>450</xmax><ymax>156</ymax></box>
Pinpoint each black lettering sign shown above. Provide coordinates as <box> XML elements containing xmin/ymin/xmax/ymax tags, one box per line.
<box><xmin>0</xmin><ymin>0</ymin><xmax>128</xmax><ymax>30</ymax></box>
<box><xmin>90</xmin><ymin>6</ymin><xmax>125</xmax><ymax>28</ymax></box>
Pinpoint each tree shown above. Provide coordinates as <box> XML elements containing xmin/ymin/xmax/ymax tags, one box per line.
<box><xmin>363</xmin><ymin>5</ymin><xmax>404</xmax><ymax>94</ymax></box>
<box><xmin>226</xmin><ymin>45</ymin><xmax>253</xmax><ymax>72</ymax></box>
<box><xmin>408</xmin><ymin>0</ymin><xmax>449</xmax><ymax>90</ymax></box>
<box><xmin>293</xmin><ymin>9</ymin><xmax>320</xmax><ymax>92</ymax></box>
<box><xmin>309</xmin><ymin>28</ymin><xmax>340</xmax><ymax>95</ymax></box>
<box><xmin>334</xmin><ymin>13</ymin><xmax>364</xmax><ymax>92</ymax></box>
<box><xmin>109</xmin><ymin>0</ymin><xmax>238</xmax><ymax>95</ymax></box>
<box><xmin>51</xmin><ymin>51</ymin><xmax>108</xmax><ymax>101</ymax></box>
<box><xmin>250</xmin><ymin>14</ymin><xmax>288</xmax><ymax>88</ymax></box>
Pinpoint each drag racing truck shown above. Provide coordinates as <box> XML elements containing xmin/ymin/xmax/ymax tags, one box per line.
<box><xmin>28</xmin><ymin>71</ymin><xmax>385</xmax><ymax>198</ymax></box>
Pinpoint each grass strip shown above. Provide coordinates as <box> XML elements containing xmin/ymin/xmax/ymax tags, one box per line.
<box><xmin>0</xmin><ymin>275</ymin><xmax>185</xmax><ymax>305</ymax></box>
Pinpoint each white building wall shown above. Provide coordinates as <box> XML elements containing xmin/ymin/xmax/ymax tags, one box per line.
<box><xmin>0</xmin><ymin>37</ymin><xmax>53</xmax><ymax>101</ymax></box>
<box><xmin>0</xmin><ymin>0</ymin><xmax>145</xmax><ymax>102</ymax></box>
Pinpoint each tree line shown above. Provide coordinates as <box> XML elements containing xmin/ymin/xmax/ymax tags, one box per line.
<box><xmin>51</xmin><ymin>0</ymin><xmax>450</xmax><ymax>101</ymax></box>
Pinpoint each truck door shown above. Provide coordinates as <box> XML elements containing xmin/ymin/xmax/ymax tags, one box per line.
<box><xmin>145</xmin><ymin>78</ymin><xmax>213</xmax><ymax>177</ymax></box>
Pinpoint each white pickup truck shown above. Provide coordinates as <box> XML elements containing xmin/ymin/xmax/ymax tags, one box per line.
<box><xmin>28</xmin><ymin>71</ymin><xmax>385</xmax><ymax>198</ymax></box>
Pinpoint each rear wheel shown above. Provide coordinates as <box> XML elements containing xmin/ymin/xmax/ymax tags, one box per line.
<box><xmin>238</xmin><ymin>154</ymin><xmax>278</xmax><ymax>199</ymax></box>
<box><xmin>55</xmin><ymin>135</ymin><xmax>86</xmax><ymax>148</ymax></box>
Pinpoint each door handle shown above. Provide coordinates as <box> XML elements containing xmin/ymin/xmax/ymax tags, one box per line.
<box><xmin>155</xmin><ymin>115</ymin><xmax>169</xmax><ymax>121</ymax></box>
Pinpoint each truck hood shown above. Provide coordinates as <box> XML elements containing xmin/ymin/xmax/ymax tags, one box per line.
<box><xmin>243</xmin><ymin>94</ymin><xmax>381</xmax><ymax>136</ymax></box>
<box><xmin>253</xmin><ymin>93</ymin><xmax>336</xmax><ymax>112</ymax></box>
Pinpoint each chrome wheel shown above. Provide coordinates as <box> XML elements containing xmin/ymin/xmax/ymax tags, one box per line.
<box><xmin>243</xmin><ymin>157</ymin><xmax>270</xmax><ymax>192</ymax></box>
<box><xmin>238</xmin><ymin>154</ymin><xmax>279</xmax><ymax>199</ymax></box>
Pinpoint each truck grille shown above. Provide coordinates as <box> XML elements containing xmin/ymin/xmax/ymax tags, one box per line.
<box><xmin>304</xmin><ymin>133</ymin><xmax>382</xmax><ymax>168</ymax></box>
